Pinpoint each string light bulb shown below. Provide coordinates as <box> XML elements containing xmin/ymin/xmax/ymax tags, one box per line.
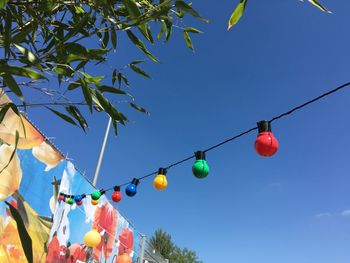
<box><xmin>125</xmin><ymin>178</ymin><xmax>139</xmax><ymax>197</ymax></box>
<box><xmin>91</xmin><ymin>190</ymin><xmax>105</xmax><ymax>205</ymax></box>
<box><xmin>74</xmin><ymin>195</ymin><xmax>84</xmax><ymax>206</ymax></box>
<box><xmin>192</xmin><ymin>151</ymin><xmax>209</xmax><ymax>179</ymax></box>
<box><xmin>111</xmin><ymin>186</ymin><xmax>122</xmax><ymax>203</ymax></box>
<box><xmin>84</xmin><ymin>229</ymin><xmax>101</xmax><ymax>248</ymax></box>
<box><xmin>59</xmin><ymin>192</ymin><xmax>65</xmax><ymax>201</ymax></box>
<box><xmin>154</xmin><ymin>168</ymin><xmax>168</xmax><ymax>190</ymax></box>
<box><xmin>255</xmin><ymin>120</ymin><xmax>279</xmax><ymax>157</ymax></box>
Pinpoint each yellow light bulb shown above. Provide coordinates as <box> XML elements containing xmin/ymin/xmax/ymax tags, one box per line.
<box><xmin>91</xmin><ymin>199</ymin><xmax>99</xmax><ymax>205</ymax></box>
<box><xmin>154</xmin><ymin>174</ymin><xmax>168</xmax><ymax>191</ymax></box>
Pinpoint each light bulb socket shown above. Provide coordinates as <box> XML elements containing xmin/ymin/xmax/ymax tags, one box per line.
<box><xmin>113</xmin><ymin>186</ymin><xmax>121</xmax><ymax>192</ymax></box>
<box><xmin>195</xmin><ymin>151</ymin><xmax>206</xmax><ymax>160</ymax></box>
<box><xmin>82</xmin><ymin>194</ymin><xmax>86</xmax><ymax>199</ymax></box>
<box><xmin>158</xmin><ymin>168</ymin><xmax>167</xmax><ymax>175</ymax></box>
<box><xmin>99</xmin><ymin>189</ymin><xmax>106</xmax><ymax>195</ymax></box>
<box><xmin>131</xmin><ymin>178</ymin><xmax>140</xmax><ymax>186</ymax></box>
<box><xmin>257</xmin><ymin>120</ymin><xmax>271</xmax><ymax>133</ymax></box>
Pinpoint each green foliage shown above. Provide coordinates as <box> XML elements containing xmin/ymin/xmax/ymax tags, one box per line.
<box><xmin>149</xmin><ymin>228</ymin><xmax>202</xmax><ymax>263</ymax></box>
<box><xmin>170</xmin><ymin>247</ymin><xmax>202</xmax><ymax>263</ymax></box>
<box><xmin>149</xmin><ymin>229</ymin><xmax>175</xmax><ymax>259</ymax></box>
<box><xmin>227</xmin><ymin>0</ymin><xmax>331</xmax><ymax>29</ymax></box>
<box><xmin>5</xmin><ymin>200</ymin><xmax>33</xmax><ymax>263</ymax></box>
<box><xmin>0</xmin><ymin>0</ymin><xmax>205</xmax><ymax>134</ymax></box>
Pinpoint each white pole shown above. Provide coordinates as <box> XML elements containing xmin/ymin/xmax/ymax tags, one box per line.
<box><xmin>92</xmin><ymin>117</ymin><xmax>112</xmax><ymax>186</ymax></box>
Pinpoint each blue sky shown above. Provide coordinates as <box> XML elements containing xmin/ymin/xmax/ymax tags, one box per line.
<box><xmin>24</xmin><ymin>1</ymin><xmax>350</xmax><ymax>262</ymax></box>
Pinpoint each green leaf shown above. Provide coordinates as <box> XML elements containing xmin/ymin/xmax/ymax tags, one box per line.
<box><xmin>228</xmin><ymin>0</ymin><xmax>248</xmax><ymax>30</ymax></box>
<box><xmin>0</xmin><ymin>102</ymin><xmax>18</xmax><ymax>124</ymax></box>
<box><xmin>157</xmin><ymin>22</ymin><xmax>166</xmax><ymax>40</ymax></box>
<box><xmin>5</xmin><ymin>200</ymin><xmax>33</xmax><ymax>263</ymax></box>
<box><xmin>130</xmin><ymin>64</ymin><xmax>151</xmax><ymax>78</ymax></box>
<box><xmin>183</xmin><ymin>31</ymin><xmax>193</xmax><ymax>50</ymax></box>
<box><xmin>111</xmin><ymin>28</ymin><xmax>117</xmax><ymax>49</ymax></box>
<box><xmin>79</xmin><ymin>77</ymin><xmax>93</xmax><ymax>112</ymax></box>
<box><xmin>129</xmin><ymin>102</ymin><xmax>149</xmax><ymax>115</ymax></box>
<box><xmin>175</xmin><ymin>1</ymin><xmax>208</xmax><ymax>22</ymax></box>
<box><xmin>184</xmin><ymin>27</ymin><xmax>203</xmax><ymax>34</ymax></box>
<box><xmin>81</xmin><ymin>72</ymin><xmax>104</xmax><ymax>85</ymax></box>
<box><xmin>47</xmin><ymin>107</ymin><xmax>77</xmax><ymax>126</ymax></box>
<box><xmin>102</xmin><ymin>29</ymin><xmax>109</xmax><ymax>48</ymax></box>
<box><xmin>13</xmin><ymin>44</ymin><xmax>42</xmax><ymax>69</ymax></box>
<box><xmin>121</xmin><ymin>0</ymin><xmax>141</xmax><ymax>18</ymax></box>
<box><xmin>0</xmin><ymin>64</ymin><xmax>46</xmax><ymax>79</ymax></box>
<box><xmin>0</xmin><ymin>0</ymin><xmax>9</xmax><ymax>8</ymax></box>
<box><xmin>67</xmin><ymin>82</ymin><xmax>80</xmax><ymax>90</ymax></box>
<box><xmin>3</xmin><ymin>74</ymin><xmax>24</xmax><ymax>100</ymax></box>
<box><xmin>126</xmin><ymin>30</ymin><xmax>160</xmax><ymax>62</ymax></box>
<box><xmin>307</xmin><ymin>0</ymin><xmax>331</xmax><ymax>13</ymax></box>
<box><xmin>112</xmin><ymin>69</ymin><xmax>117</xmax><ymax>85</ymax></box>
<box><xmin>97</xmin><ymin>85</ymin><xmax>127</xmax><ymax>95</ymax></box>
<box><xmin>65</xmin><ymin>106</ymin><xmax>88</xmax><ymax>131</ymax></box>
<box><xmin>165</xmin><ymin>21</ymin><xmax>172</xmax><ymax>42</ymax></box>
<box><xmin>52</xmin><ymin>67</ymin><xmax>74</xmax><ymax>77</ymax></box>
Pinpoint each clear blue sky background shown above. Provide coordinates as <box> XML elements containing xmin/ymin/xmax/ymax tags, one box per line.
<box><xmin>25</xmin><ymin>1</ymin><xmax>350</xmax><ymax>262</ymax></box>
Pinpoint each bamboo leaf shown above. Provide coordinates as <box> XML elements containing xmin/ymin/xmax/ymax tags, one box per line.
<box><xmin>129</xmin><ymin>102</ymin><xmax>149</xmax><ymax>115</ymax></box>
<box><xmin>175</xmin><ymin>1</ymin><xmax>208</xmax><ymax>22</ymax></box>
<box><xmin>97</xmin><ymin>85</ymin><xmax>127</xmax><ymax>95</ymax></box>
<box><xmin>65</xmin><ymin>106</ymin><xmax>88</xmax><ymax>131</ymax></box>
<box><xmin>0</xmin><ymin>0</ymin><xmax>9</xmax><ymax>8</ymax></box>
<box><xmin>3</xmin><ymin>74</ymin><xmax>24</xmax><ymax>100</ymax></box>
<box><xmin>47</xmin><ymin>107</ymin><xmax>77</xmax><ymax>126</ymax></box>
<box><xmin>307</xmin><ymin>0</ymin><xmax>332</xmax><ymax>13</ymax></box>
<box><xmin>111</xmin><ymin>28</ymin><xmax>117</xmax><ymax>49</ymax></box>
<box><xmin>121</xmin><ymin>0</ymin><xmax>141</xmax><ymax>18</ymax></box>
<box><xmin>157</xmin><ymin>22</ymin><xmax>166</xmax><ymax>40</ymax></box>
<box><xmin>0</xmin><ymin>64</ymin><xmax>46</xmax><ymax>79</ymax></box>
<box><xmin>112</xmin><ymin>69</ymin><xmax>117</xmax><ymax>85</ymax></box>
<box><xmin>14</xmin><ymin>44</ymin><xmax>42</xmax><ymax>69</ymax></box>
<box><xmin>126</xmin><ymin>30</ymin><xmax>159</xmax><ymax>62</ymax></box>
<box><xmin>130</xmin><ymin>64</ymin><xmax>151</xmax><ymax>78</ymax></box>
<box><xmin>5</xmin><ymin>199</ymin><xmax>33</xmax><ymax>263</ymax></box>
<box><xmin>183</xmin><ymin>31</ymin><xmax>193</xmax><ymax>50</ymax></box>
<box><xmin>79</xmin><ymin>77</ymin><xmax>93</xmax><ymax>112</ymax></box>
<box><xmin>227</xmin><ymin>0</ymin><xmax>248</xmax><ymax>30</ymax></box>
<box><xmin>184</xmin><ymin>27</ymin><xmax>202</xmax><ymax>34</ymax></box>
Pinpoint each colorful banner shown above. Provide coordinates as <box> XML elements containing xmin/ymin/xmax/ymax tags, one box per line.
<box><xmin>0</xmin><ymin>92</ymin><xmax>141</xmax><ymax>262</ymax></box>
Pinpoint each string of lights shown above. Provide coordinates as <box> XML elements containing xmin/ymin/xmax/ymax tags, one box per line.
<box><xmin>59</xmin><ymin>81</ymin><xmax>350</xmax><ymax>206</ymax></box>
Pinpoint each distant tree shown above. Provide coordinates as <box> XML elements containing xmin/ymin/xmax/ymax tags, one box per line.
<box><xmin>149</xmin><ymin>229</ymin><xmax>175</xmax><ymax>260</ymax></box>
<box><xmin>149</xmin><ymin>229</ymin><xmax>202</xmax><ymax>263</ymax></box>
<box><xmin>170</xmin><ymin>247</ymin><xmax>202</xmax><ymax>263</ymax></box>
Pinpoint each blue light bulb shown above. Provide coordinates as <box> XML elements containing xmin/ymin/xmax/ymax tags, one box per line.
<box><xmin>125</xmin><ymin>178</ymin><xmax>140</xmax><ymax>197</ymax></box>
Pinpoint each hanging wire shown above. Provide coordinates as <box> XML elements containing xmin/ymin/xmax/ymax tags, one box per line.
<box><xmin>61</xmin><ymin>81</ymin><xmax>350</xmax><ymax>197</ymax></box>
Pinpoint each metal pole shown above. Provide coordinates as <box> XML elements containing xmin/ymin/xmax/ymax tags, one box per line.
<box><xmin>92</xmin><ymin>117</ymin><xmax>112</xmax><ymax>186</ymax></box>
<box><xmin>140</xmin><ymin>234</ymin><xmax>146</xmax><ymax>263</ymax></box>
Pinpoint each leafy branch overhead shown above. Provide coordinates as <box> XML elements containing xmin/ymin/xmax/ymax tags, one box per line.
<box><xmin>227</xmin><ymin>0</ymin><xmax>331</xmax><ymax>30</ymax></box>
<box><xmin>0</xmin><ymin>0</ymin><xmax>206</xmax><ymax>134</ymax></box>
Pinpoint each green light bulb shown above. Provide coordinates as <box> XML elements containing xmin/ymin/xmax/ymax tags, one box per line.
<box><xmin>192</xmin><ymin>151</ymin><xmax>209</xmax><ymax>179</ymax></box>
<box><xmin>91</xmin><ymin>191</ymin><xmax>102</xmax><ymax>200</ymax></box>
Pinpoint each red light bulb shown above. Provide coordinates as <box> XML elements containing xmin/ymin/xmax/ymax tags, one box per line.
<box><xmin>255</xmin><ymin>121</ymin><xmax>279</xmax><ymax>157</ymax></box>
<box><xmin>111</xmin><ymin>186</ymin><xmax>122</xmax><ymax>203</ymax></box>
